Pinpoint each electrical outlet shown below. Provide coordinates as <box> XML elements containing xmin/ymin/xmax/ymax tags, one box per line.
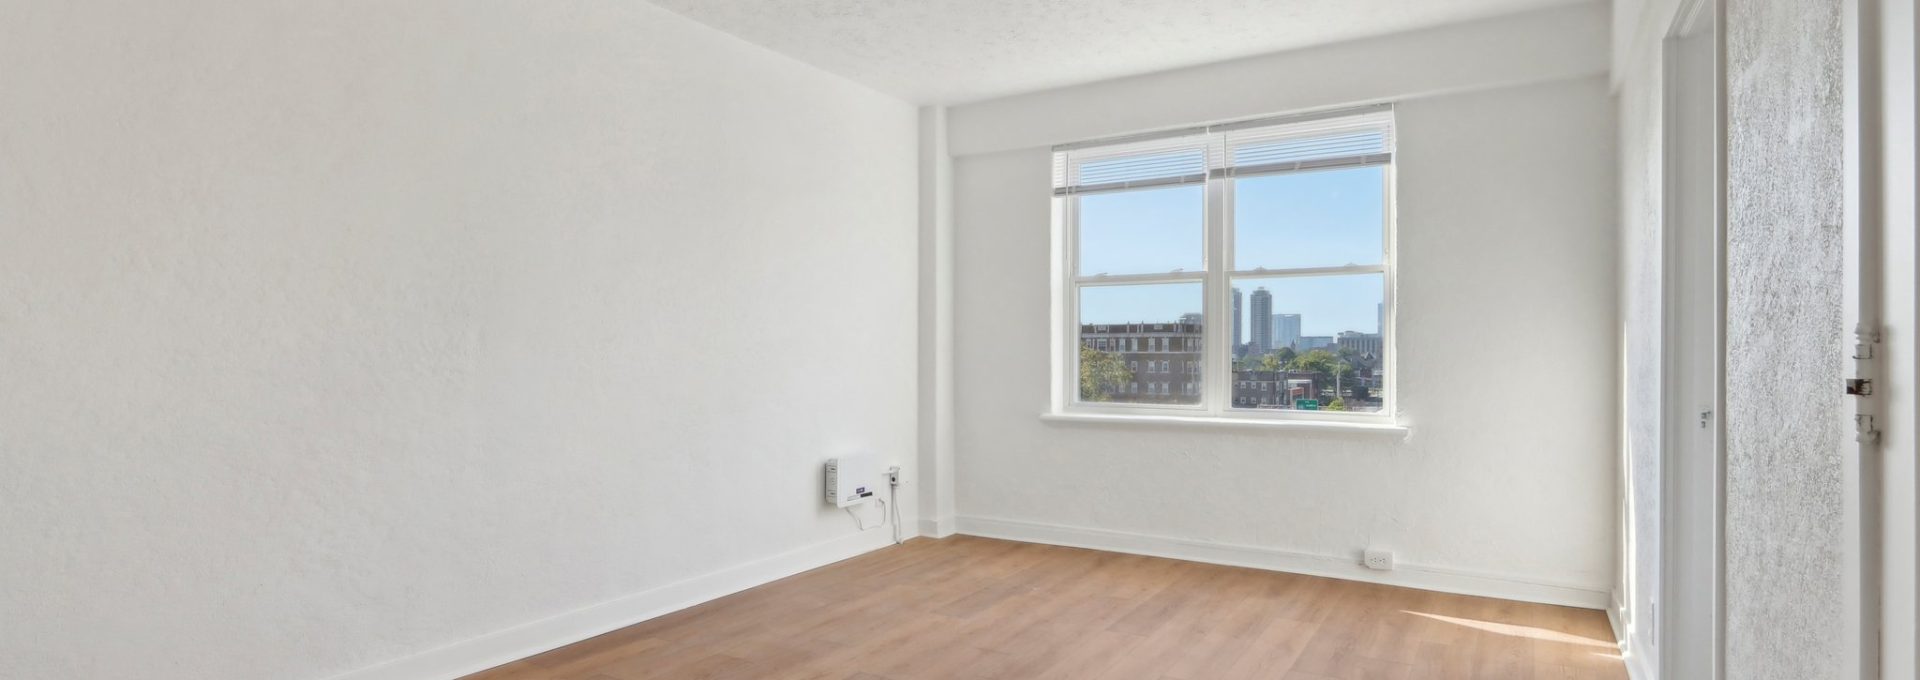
<box><xmin>1363</xmin><ymin>548</ymin><xmax>1394</xmax><ymax>571</ymax></box>
<box><xmin>886</xmin><ymin>466</ymin><xmax>901</xmax><ymax>486</ymax></box>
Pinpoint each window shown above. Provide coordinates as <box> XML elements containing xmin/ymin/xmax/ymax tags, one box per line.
<box><xmin>1057</xmin><ymin>106</ymin><xmax>1394</xmax><ymax>420</ymax></box>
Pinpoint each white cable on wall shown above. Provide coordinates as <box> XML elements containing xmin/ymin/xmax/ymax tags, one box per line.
<box><xmin>844</xmin><ymin>498</ymin><xmax>885</xmax><ymax>531</ymax></box>
<box><xmin>888</xmin><ymin>469</ymin><xmax>903</xmax><ymax>545</ymax></box>
<box><xmin>842</xmin><ymin>464</ymin><xmax>905</xmax><ymax>545</ymax></box>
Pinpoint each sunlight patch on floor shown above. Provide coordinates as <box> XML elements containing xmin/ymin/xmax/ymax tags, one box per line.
<box><xmin>1401</xmin><ymin>610</ymin><xmax>1616</xmax><ymax>648</ymax></box>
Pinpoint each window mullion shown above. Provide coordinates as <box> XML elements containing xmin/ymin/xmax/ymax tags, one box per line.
<box><xmin>1203</xmin><ymin>171</ymin><xmax>1230</xmax><ymax>416</ymax></box>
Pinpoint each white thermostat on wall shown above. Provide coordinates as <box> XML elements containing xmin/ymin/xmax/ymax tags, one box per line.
<box><xmin>825</xmin><ymin>454</ymin><xmax>878</xmax><ymax>508</ymax></box>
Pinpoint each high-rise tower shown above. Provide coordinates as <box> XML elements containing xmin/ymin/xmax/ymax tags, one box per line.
<box><xmin>1248</xmin><ymin>287</ymin><xmax>1273</xmax><ymax>355</ymax></box>
<box><xmin>1232</xmin><ymin>287</ymin><xmax>1243</xmax><ymax>349</ymax></box>
<box><xmin>1273</xmin><ymin>313</ymin><xmax>1302</xmax><ymax>352</ymax></box>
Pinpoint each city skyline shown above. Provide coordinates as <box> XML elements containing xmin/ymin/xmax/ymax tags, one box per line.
<box><xmin>1077</xmin><ymin>166</ymin><xmax>1386</xmax><ymax>337</ymax></box>
<box><xmin>1079</xmin><ymin>277</ymin><xmax>1384</xmax><ymax>339</ymax></box>
<box><xmin>1077</xmin><ymin>319</ymin><xmax>1382</xmax><ymax>412</ymax></box>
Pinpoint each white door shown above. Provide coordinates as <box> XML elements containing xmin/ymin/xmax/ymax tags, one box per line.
<box><xmin>1866</xmin><ymin>0</ymin><xmax>1912</xmax><ymax>676</ymax></box>
<box><xmin>1870</xmin><ymin>0</ymin><xmax>1917</xmax><ymax>676</ymax></box>
<box><xmin>1660</xmin><ymin>3</ymin><xmax>1722</xmax><ymax>678</ymax></box>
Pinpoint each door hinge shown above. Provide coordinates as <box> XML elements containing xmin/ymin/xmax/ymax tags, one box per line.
<box><xmin>1855</xmin><ymin>323</ymin><xmax>1883</xmax><ymax>345</ymax></box>
<box><xmin>1851</xmin><ymin>324</ymin><xmax>1882</xmax><ymax>444</ymax></box>
<box><xmin>1852</xmin><ymin>325</ymin><xmax>1882</xmax><ymax>366</ymax></box>
<box><xmin>1853</xmin><ymin>324</ymin><xmax>1879</xmax><ymax>359</ymax></box>
<box><xmin>1857</xmin><ymin>414</ymin><xmax>1881</xmax><ymax>444</ymax></box>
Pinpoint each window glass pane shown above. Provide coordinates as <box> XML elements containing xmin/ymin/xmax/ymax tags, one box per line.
<box><xmin>1077</xmin><ymin>282</ymin><xmax>1203</xmax><ymax>406</ymax></box>
<box><xmin>1230</xmin><ymin>274</ymin><xmax>1384</xmax><ymax>413</ymax></box>
<box><xmin>1232</xmin><ymin>166</ymin><xmax>1383</xmax><ymax>270</ymax></box>
<box><xmin>1077</xmin><ymin>185</ymin><xmax>1204</xmax><ymax>276</ymax></box>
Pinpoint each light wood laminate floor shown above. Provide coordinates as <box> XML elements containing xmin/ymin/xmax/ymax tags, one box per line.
<box><xmin>462</xmin><ymin>536</ymin><xmax>1626</xmax><ymax>680</ymax></box>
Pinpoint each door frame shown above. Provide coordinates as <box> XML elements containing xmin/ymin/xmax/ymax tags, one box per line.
<box><xmin>1843</xmin><ymin>0</ymin><xmax>1892</xmax><ymax>677</ymax></box>
<box><xmin>1872</xmin><ymin>0</ymin><xmax>1919</xmax><ymax>676</ymax></box>
<box><xmin>1657</xmin><ymin>1</ymin><xmax>1725</xmax><ymax>677</ymax></box>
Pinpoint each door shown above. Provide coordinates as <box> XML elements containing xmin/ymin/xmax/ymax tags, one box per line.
<box><xmin>1866</xmin><ymin>0</ymin><xmax>1918</xmax><ymax>676</ymax></box>
<box><xmin>1660</xmin><ymin>3</ymin><xmax>1722</xmax><ymax>678</ymax></box>
<box><xmin>1875</xmin><ymin>0</ymin><xmax>1919</xmax><ymax>676</ymax></box>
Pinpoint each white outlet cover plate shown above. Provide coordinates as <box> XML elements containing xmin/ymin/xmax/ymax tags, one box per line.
<box><xmin>1363</xmin><ymin>548</ymin><xmax>1394</xmax><ymax>571</ymax></box>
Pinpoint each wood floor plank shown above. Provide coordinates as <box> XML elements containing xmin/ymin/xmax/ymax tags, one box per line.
<box><xmin>457</xmin><ymin>537</ymin><xmax>1625</xmax><ymax>680</ymax></box>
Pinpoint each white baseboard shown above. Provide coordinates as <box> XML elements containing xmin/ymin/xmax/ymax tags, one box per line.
<box><xmin>1608</xmin><ymin>591</ymin><xmax>1628</xmax><ymax>646</ymax></box>
<box><xmin>1608</xmin><ymin>592</ymin><xmax>1655</xmax><ymax>680</ymax></box>
<box><xmin>918</xmin><ymin>515</ymin><xmax>956</xmax><ymax>538</ymax></box>
<box><xmin>1625</xmin><ymin>649</ymin><xmax>1654</xmax><ymax>680</ymax></box>
<box><xmin>1612</xmin><ymin>591</ymin><xmax>1658</xmax><ymax>676</ymax></box>
<box><xmin>955</xmin><ymin>516</ymin><xmax>1611</xmax><ymax>610</ymax></box>
<box><xmin>1621</xmin><ymin>637</ymin><xmax>1655</xmax><ymax>680</ymax></box>
<box><xmin>324</xmin><ymin>529</ymin><xmax>901</xmax><ymax>680</ymax></box>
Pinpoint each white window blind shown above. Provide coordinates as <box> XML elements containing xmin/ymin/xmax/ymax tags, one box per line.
<box><xmin>1050</xmin><ymin>135</ymin><xmax>1211</xmax><ymax>196</ymax></box>
<box><xmin>1052</xmin><ymin>104</ymin><xmax>1394</xmax><ymax>196</ymax></box>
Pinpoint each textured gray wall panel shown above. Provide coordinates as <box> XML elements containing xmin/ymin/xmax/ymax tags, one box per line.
<box><xmin>1725</xmin><ymin>0</ymin><xmax>1847</xmax><ymax>677</ymax></box>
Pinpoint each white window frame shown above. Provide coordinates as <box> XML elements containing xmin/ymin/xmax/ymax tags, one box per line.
<box><xmin>1048</xmin><ymin>105</ymin><xmax>1401</xmax><ymax>428</ymax></box>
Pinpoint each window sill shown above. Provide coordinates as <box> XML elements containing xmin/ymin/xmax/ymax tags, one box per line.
<box><xmin>1039</xmin><ymin>411</ymin><xmax>1410</xmax><ymax>435</ymax></box>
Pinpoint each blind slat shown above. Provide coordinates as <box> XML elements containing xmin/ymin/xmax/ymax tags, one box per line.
<box><xmin>1213</xmin><ymin>152</ymin><xmax>1392</xmax><ymax>180</ymax></box>
<box><xmin>1053</xmin><ymin>173</ymin><xmax>1207</xmax><ymax>197</ymax></box>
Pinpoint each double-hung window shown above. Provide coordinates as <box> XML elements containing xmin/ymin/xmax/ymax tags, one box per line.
<box><xmin>1054</xmin><ymin>105</ymin><xmax>1395</xmax><ymax>422</ymax></box>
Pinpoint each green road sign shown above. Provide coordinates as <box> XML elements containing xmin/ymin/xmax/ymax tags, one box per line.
<box><xmin>1295</xmin><ymin>399</ymin><xmax>1319</xmax><ymax>410</ymax></box>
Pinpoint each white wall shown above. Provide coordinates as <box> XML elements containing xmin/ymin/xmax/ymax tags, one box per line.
<box><xmin>949</xmin><ymin>2</ymin><xmax>1610</xmax><ymax>157</ymax></box>
<box><xmin>946</xmin><ymin>14</ymin><xmax>1620</xmax><ymax>604</ymax></box>
<box><xmin>0</xmin><ymin>2</ymin><xmax>918</xmax><ymax>679</ymax></box>
<box><xmin>917</xmin><ymin>106</ymin><xmax>958</xmax><ymax>538</ymax></box>
<box><xmin>1611</xmin><ymin>7</ymin><xmax>1667</xmax><ymax>673</ymax></box>
<box><xmin>1612</xmin><ymin>4</ymin><xmax>1720</xmax><ymax>674</ymax></box>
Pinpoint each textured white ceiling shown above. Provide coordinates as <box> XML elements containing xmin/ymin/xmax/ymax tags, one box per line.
<box><xmin>647</xmin><ymin>0</ymin><xmax>1588</xmax><ymax>104</ymax></box>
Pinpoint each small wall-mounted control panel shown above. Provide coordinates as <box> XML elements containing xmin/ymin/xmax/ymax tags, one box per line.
<box><xmin>826</xmin><ymin>454</ymin><xmax>878</xmax><ymax>508</ymax></box>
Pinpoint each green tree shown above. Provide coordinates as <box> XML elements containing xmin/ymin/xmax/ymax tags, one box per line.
<box><xmin>1274</xmin><ymin>346</ymin><xmax>1297</xmax><ymax>365</ymax></box>
<box><xmin>1285</xmin><ymin>348</ymin><xmax>1354</xmax><ymax>380</ymax></box>
<box><xmin>1326</xmin><ymin>398</ymin><xmax>1349</xmax><ymax>411</ymax></box>
<box><xmin>1078</xmin><ymin>346</ymin><xmax>1132</xmax><ymax>401</ymax></box>
<box><xmin>1256</xmin><ymin>353</ymin><xmax>1285</xmax><ymax>373</ymax></box>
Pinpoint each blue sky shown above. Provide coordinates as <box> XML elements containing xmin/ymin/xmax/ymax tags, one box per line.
<box><xmin>1078</xmin><ymin>166</ymin><xmax>1385</xmax><ymax>339</ymax></box>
